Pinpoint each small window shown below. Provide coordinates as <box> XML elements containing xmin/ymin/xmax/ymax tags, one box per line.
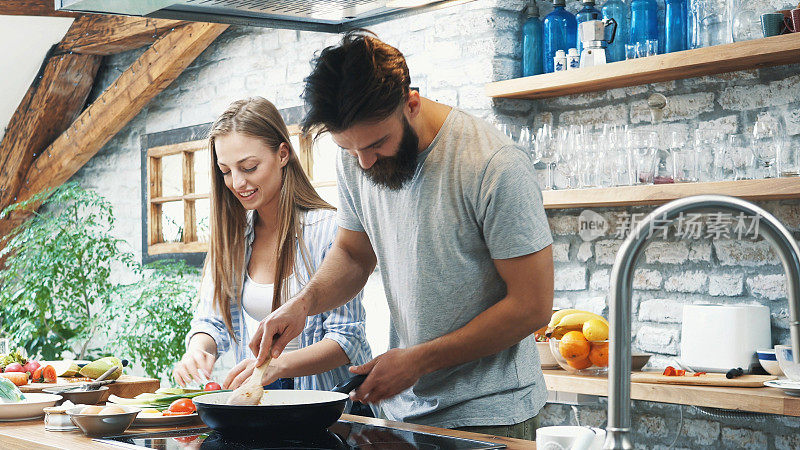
<box><xmin>146</xmin><ymin>140</ymin><xmax>210</xmax><ymax>255</ymax></box>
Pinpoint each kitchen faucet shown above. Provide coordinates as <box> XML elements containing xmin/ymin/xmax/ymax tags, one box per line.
<box><xmin>605</xmin><ymin>195</ymin><xmax>800</xmax><ymax>449</ymax></box>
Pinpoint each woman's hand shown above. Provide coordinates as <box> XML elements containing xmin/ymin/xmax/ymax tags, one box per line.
<box><xmin>223</xmin><ymin>357</ymin><xmax>283</xmax><ymax>389</ymax></box>
<box><xmin>173</xmin><ymin>347</ymin><xmax>216</xmax><ymax>387</ymax></box>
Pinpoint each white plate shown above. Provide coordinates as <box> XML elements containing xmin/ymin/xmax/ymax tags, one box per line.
<box><xmin>764</xmin><ymin>379</ymin><xmax>800</xmax><ymax>396</ymax></box>
<box><xmin>132</xmin><ymin>412</ymin><xmax>198</xmax><ymax>427</ymax></box>
<box><xmin>0</xmin><ymin>393</ymin><xmax>62</xmax><ymax>421</ymax></box>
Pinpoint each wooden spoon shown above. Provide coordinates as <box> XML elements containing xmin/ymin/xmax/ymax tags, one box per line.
<box><xmin>226</xmin><ymin>357</ymin><xmax>271</xmax><ymax>406</ymax></box>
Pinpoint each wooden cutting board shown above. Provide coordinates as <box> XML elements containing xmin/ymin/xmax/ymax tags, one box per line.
<box><xmin>19</xmin><ymin>375</ymin><xmax>160</xmax><ymax>401</ymax></box>
<box><xmin>631</xmin><ymin>371</ymin><xmax>777</xmax><ymax>387</ymax></box>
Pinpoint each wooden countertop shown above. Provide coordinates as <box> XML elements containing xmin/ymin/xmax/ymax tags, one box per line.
<box><xmin>0</xmin><ymin>413</ymin><xmax>536</xmax><ymax>449</ymax></box>
<box><xmin>543</xmin><ymin>369</ymin><xmax>800</xmax><ymax>416</ymax></box>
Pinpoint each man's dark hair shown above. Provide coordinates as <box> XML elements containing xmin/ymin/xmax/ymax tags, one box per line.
<box><xmin>301</xmin><ymin>30</ymin><xmax>411</xmax><ymax>135</ymax></box>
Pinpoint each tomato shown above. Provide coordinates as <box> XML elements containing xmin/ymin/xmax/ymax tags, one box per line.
<box><xmin>168</xmin><ymin>398</ymin><xmax>196</xmax><ymax>414</ymax></box>
<box><xmin>693</xmin><ymin>372</ymin><xmax>707</xmax><ymax>377</ymax></box>
<box><xmin>675</xmin><ymin>369</ymin><xmax>686</xmax><ymax>376</ymax></box>
<box><xmin>662</xmin><ymin>366</ymin><xmax>677</xmax><ymax>376</ymax></box>
<box><xmin>42</xmin><ymin>365</ymin><xmax>57</xmax><ymax>384</ymax></box>
<box><xmin>31</xmin><ymin>367</ymin><xmax>43</xmax><ymax>383</ymax></box>
<box><xmin>204</xmin><ymin>382</ymin><xmax>221</xmax><ymax>391</ymax></box>
<box><xmin>163</xmin><ymin>410</ymin><xmax>193</xmax><ymax>416</ymax></box>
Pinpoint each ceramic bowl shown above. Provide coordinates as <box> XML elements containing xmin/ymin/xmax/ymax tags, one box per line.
<box><xmin>0</xmin><ymin>393</ymin><xmax>62</xmax><ymax>421</ymax></box>
<box><xmin>757</xmin><ymin>349</ymin><xmax>784</xmax><ymax>377</ymax></box>
<box><xmin>537</xmin><ymin>341</ymin><xmax>560</xmax><ymax>369</ymax></box>
<box><xmin>631</xmin><ymin>353</ymin><xmax>653</xmax><ymax>371</ymax></box>
<box><xmin>549</xmin><ymin>339</ymin><xmax>609</xmax><ymax>376</ymax></box>
<box><xmin>776</xmin><ymin>345</ymin><xmax>800</xmax><ymax>381</ymax></box>
<box><xmin>66</xmin><ymin>405</ymin><xmax>140</xmax><ymax>436</ymax></box>
<box><xmin>42</xmin><ymin>386</ymin><xmax>108</xmax><ymax>405</ymax></box>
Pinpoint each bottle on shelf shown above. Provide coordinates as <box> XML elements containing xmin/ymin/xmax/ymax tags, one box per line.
<box><xmin>543</xmin><ymin>0</ymin><xmax>578</xmax><ymax>73</ymax></box>
<box><xmin>576</xmin><ymin>0</ymin><xmax>602</xmax><ymax>53</ymax></box>
<box><xmin>567</xmin><ymin>48</ymin><xmax>580</xmax><ymax>69</ymax></box>
<box><xmin>629</xmin><ymin>0</ymin><xmax>659</xmax><ymax>47</ymax></box>
<box><xmin>554</xmin><ymin>49</ymin><xmax>568</xmax><ymax>71</ymax></box>
<box><xmin>601</xmin><ymin>0</ymin><xmax>628</xmax><ymax>63</ymax></box>
<box><xmin>665</xmin><ymin>0</ymin><xmax>688</xmax><ymax>53</ymax></box>
<box><xmin>522</xmin><ymin>0</ymin><xmax>545</xmax><ymax>77</ymax></box>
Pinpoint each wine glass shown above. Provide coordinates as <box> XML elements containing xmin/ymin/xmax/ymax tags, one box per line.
<box><xmin>752</xmin><ymin>118</ymin><xmax>783</xmax><ymax>178</ymax></box>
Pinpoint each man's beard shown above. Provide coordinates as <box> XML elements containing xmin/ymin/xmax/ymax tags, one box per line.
<box><xmin>363</xmin><ymin>117</ymin><xmax>420</xmax><ymax>190</ymax></box>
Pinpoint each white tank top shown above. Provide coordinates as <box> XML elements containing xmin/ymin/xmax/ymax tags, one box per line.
<box><xmin>242</xmin><ymin>272</ymin><xmax>300</xmax><ymax>353</ymax></box>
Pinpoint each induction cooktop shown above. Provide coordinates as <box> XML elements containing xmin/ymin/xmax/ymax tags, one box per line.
<box><xmin>94</xmin><ymin>420</ymin><xmax>507</xmax><ymax>449</ymax></box>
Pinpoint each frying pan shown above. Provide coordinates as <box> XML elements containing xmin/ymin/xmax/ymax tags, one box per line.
<box><xmin>192</xmin><ymin>375</ymin><xmax>366</xmax><ymax>435</ymax></box>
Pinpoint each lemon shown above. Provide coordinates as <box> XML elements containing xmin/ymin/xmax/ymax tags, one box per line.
<box><xmin>582</xmin><ymin>318</ymin><xmax>609</xmax><ymax>341</ymax></box>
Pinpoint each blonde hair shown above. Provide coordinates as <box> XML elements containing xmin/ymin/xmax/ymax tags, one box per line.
<box><xmin>205</xmin><ymin>97</ymin><xmax>333</xmax><ymax>340</ymax></box>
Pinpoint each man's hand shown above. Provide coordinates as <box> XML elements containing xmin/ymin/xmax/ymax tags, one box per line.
<box><xmin>250</xmin><ymin>298</ymin><xmax>309</xmax><ymax>366</ymax></box>
<box><xmin>348</xmin><ymin>348</ymin><xmax>426</xmax><ymax>404</ymax></box>
<box><xmin>223</xmin><ymin>358</ymin><xmax>282</xmax><ymax>389</ymax></box>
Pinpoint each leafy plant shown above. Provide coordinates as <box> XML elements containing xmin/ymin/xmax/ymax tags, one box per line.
<box><xmin>0</xmin><ymin>183</ymin><xmax>201</xmax><ymax>381</ymax></box>
<box><xmin>101</xmin><ymin>260</ymin><xmax>199</xmax><ymax>381</ymax></box>
<box><xmin>0</xmin><ymin>182</ymin><xmax>137</xmax><ymax>360</ymax></box>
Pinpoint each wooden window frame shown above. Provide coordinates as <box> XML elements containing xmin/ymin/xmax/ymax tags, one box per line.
<box><xmin>146</xmin><ymin>139</ymin><xmax>209</xmax><ymax>255</ymax></box>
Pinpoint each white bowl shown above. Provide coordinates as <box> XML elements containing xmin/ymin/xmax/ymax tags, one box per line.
<box><xmin>757</xmin><ymin>349</ymin><xmax>784</xmax><ymax>377</ymax></box>
<box><xmin>0</xmin><ymin>393</ymin><xmax>62</xmax><ymax>421</ymax></box>
<box><xmin>537</xmin><ymin>341</ymin><xmax>560</xmax><ymax>369</ymax></box>
<box><xmin>776</xmin><ymin>345</ymin><xmax>800</xmax><ymax>381</ymax></box>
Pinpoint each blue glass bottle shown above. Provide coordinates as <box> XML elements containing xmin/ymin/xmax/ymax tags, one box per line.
<box><xmin>601</xmin><ymin>0</ymin><xmax>628</xmax><ymax>63</ymax></box>
<box><xmin>543</xmin><ymin>0</ymin><xmax>578</xmax><ymax>73</ymax></box>
<box><xmin>629</xmin><ymin>0</ymin><xmax>659</xmax><ymax>46</ymax></box>
<box><xmin>576</xmin><ymin>0</ymin><xmax>602</xmax><ymax>53</ymax></box>
<box><xmin>665</xmin><ymin>0</ymin><xmax>687</xmax><ymax>52</ymax></box>
<box><xmin>522</xmin><ymin>0</ymin><xmax>544</xmax><ymax>76</ymax></box>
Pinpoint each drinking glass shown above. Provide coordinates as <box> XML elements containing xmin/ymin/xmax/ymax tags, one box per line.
<box><xmin>779</xmin><ymin>141</ymin><xmax>800</xmax><ymax>177</ymax></box>
<box><xmin>689</xmin><ymin>0</ymin><xmax>733</xmax><ymax>48</ymax></box>
<box><xmin>694</xmin><ymin>129</ymin><xmax>722</xmax><ymax>182</ymax></box>
<box><xmin>627</xmin><ymin>130</ymin><xmax>658</xmax><ymax>184</ymax></box>
<box><xmin>536</xmin><ymin>125</ymin><xmax>557</xmax><ymax>190</ymax></box>
<box><xmin>752</xmin><ymin>117</ymin><xmax>784</xmax><ymax>178</ymax></box>
<box><xmin>673</xmin><ymin>149</ymin><xmax>698</xmax><ymax>182</ymax></box>
<box><xmin>645</xmin><ymin>39</ymin><xmax>659</xmax><ymax>56</ymax></box>
<box><xmin>727</xmin><ymin>134</ymin><xmax>755</xmax><ymax>180</ymax></box>
<box><xmin>625</xmin><ymin>43</ymin><xmax>638</xmax><ymax>60</ymax></box>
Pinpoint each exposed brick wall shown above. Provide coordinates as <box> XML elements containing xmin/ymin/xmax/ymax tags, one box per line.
<box><xmin>67</xmin><ymin>0</ymin><xmax>800</xmax><ymax>445</ymax></box>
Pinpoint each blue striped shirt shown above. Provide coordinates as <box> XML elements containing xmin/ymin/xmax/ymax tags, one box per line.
<box><xmin>187</xmin><ymin>208</ymin><xmax>373</xmax><ymax>397</ymax></box>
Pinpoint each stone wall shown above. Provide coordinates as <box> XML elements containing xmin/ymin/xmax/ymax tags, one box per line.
<box><xmin>69</xmin><ymin>0</ymin><xmax>800</xmax><ymax>446</ymax></box>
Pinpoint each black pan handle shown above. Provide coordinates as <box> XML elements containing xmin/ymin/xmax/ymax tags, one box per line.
<box><xmin>332</xmin><ymin>374</ymin><xmax>367</xmax><ymax>394</ymax></box>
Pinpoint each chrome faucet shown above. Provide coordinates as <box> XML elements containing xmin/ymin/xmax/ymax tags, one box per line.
<box><xmin>605</xmin><ymin>195</ymin><xmax>800</xmax><ymax>449</ymax></box>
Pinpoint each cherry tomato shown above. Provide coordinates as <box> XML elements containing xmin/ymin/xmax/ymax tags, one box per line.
<box><xmin>204</xmin><ymin>382</ymin><xmax>222</xmax><ymax>391</ymax></box>
<box><xmin>168</xmin><ymin>398</ymin><xmax>196</xmax><ymax>414</ymax></box>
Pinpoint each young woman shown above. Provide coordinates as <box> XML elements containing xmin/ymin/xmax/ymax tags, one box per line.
<box><xmin>173</xmin><ymin>97</ymin><xmax>372</xmax><ymax>410</ymax></box>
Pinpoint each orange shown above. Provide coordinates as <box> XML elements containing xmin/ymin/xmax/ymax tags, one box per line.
<box><xmin>589</xmin><ymin>342</ymin><xmax>609</xmax><ymax>367</ymax></box>
<box><xmin>559</xmin><ymin>331</ymin><xmax>590</xmax><ymax>361</ymax></box>
<box><xmin>567</xmin><ymin>357</ymin><xmax>593</xmax><ymax>370</ymax></box>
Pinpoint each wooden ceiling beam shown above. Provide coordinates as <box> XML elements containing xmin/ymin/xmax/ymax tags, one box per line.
<box><xmin>0</xmin><ymin>22</ymin><xmax>229</xmax><ymax>238</ymax></box>
<box><xmin>0</xmin><ymin>0</ymin><xmax>80</xmax><ymax>18</ymax></box>
<box><xmin>0</xmin><ymin>51</ymin><xmax>101</xmax><ymax>212</ymax></box>
<box><xmin>57</xmin><ymin>15</ymin><xmax>187</xmax><ymax>55</ymax></box>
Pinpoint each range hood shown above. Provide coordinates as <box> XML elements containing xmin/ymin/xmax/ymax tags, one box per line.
<box><xmin>55</xmin><ymin>0</ymin><xmax>473</xmax><ymax>33</ymax></box>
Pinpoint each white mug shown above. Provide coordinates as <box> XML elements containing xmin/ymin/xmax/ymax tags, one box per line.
<box><xmin>536</xmin><ymin>426</ymin><xmax>606</xmax><ymax>450</ymax></box>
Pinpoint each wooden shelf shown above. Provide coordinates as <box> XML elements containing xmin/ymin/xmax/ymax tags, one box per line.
<box><xmin>543</xmin><ymin>370</ymin><xmax>800</xmax><ymax>416</ymax></box>
<box><xmin>486</xmin><ymin>33</ymin><xmax>800</xmax><ymax>100</ymax></box>
<box><xmin>541</xmin><ymin>178</ymin><xmax>800</xmax><ymax>209</ymax></box>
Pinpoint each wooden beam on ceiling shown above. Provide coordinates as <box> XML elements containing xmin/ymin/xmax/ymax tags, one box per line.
<box><xmin>0</xmin><ymin>0</ymin><xmax>80</xmax><ymax>18</ymax></box>
<box><xmin>57</xmin><ymin>15</ymin><xmax>187</xmax><ymax>55</ymax></box>
<box><xmin>0</xmin><ymin>51</ymin><xmax>101</xmax><ymax>213</ymax></box>
<box><xmin>0</xmin><ymin>22</ymin><xmax>229</xmax><ymax>238</ymax></box>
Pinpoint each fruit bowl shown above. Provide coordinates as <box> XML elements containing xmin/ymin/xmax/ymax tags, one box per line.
<box><xmin>549</xmin><ymin>338</ymin><xmax>609</xmax><ymax>376</ymax></box>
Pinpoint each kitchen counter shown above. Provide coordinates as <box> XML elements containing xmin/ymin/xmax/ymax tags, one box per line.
<box><xmin>0</xmin><ymin>413</ymin><xmax>536</xmax><ymax>449</ymax></box>
<box><xmin>543</xmin><ymin>369</ymin><xmax>800</xmax><ymax>416</ymax></box>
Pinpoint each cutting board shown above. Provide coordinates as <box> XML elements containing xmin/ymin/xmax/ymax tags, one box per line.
<box><xmin>631</xmin><ymin>371</ymin><xmax>777</xmax><ymax>387</ymax></box>
<box><xmin>19</xmin><ymin>375</ymin><xmax>160</xmax><ymax>401</ymax></box>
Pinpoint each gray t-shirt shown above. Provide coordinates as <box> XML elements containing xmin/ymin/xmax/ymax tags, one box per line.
<box><xmin>336</xmin><ymin>108</ymin><xmax>553</xmax><ymax>429</ymax></box>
